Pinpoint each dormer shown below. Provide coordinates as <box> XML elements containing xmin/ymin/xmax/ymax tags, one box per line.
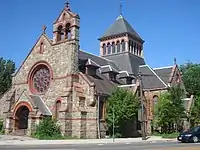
<box><xmin>100</xmin><ymin>65</ymin><xmax>119</xmax><ymax>81</ymax></box>
<box><xmin>85</xmin><ymin>59</ymin><xmax>100</xmax><ymax>76</ymax></box>
<box><xmin>98</xmin><ymin>15</ymin><xmax>144</xmax><ymax>57</ymax></box>
<box><xmin>53</xmin><ymin>1</ymin><xmax>80</xmax><ymax>44</ymax></box>
<box><xmin>118</xmin><ymin>71</ymin><xmax>135</xmax><ymax>85</ymax></box>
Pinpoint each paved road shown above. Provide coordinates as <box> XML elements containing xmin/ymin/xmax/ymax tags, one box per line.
<box><xmin>0</xmin><ymin>142</ymin><xmax>200</xmax><ymax>150</ymax></box>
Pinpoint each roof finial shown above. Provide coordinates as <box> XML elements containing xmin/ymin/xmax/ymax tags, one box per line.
<box><xmin>174</xmin><ymin>57</ymin><xmax>177</xmax><ymax>65</ymax></box>
<box><xmin>42</xmin><ymin>25</ymin><xmax>47</xmax><ymax>34</ymax></box>
<box><xmin>119</xmin><ymin>0</ymin><xmax>123</xmax><ymax>15</ymax></box>
<box><xmin>65</xmin><ymin>0</ymin><xmax>70</xmax><ymax>11</ymax></box>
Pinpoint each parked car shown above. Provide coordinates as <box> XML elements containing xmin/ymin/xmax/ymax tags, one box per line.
<box><xmin>177</xmin><ymin>126</ymin><xmax>200</xmax><ymax>143</ymax></box>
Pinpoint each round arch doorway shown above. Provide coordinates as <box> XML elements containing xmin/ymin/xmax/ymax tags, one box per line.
<box><xmin>15</xmin><ymin>106</ymin><xmax>30</xmax><ymax>130</ymax></box>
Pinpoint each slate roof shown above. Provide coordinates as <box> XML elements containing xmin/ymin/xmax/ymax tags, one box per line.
<box><xmin>139</xmin><ymin>65</ymin><xmax>168</xmax><ymax>90</ymax></box>
<box><xmin>99</xmin><ymin>15</ymin><xmax>143</xmax><ymax>42</ymax></box>
<box><xmin>29</xmin><ymin>95</ymin><xmax>52</xmax><ymax>116</ymax></box>
<box><xmin>79</xmin><ymin>50</ymin><xmax>120</xmax><ymax>71</ymax></box>
<box><xmin>104</xmin><ymin>52</ymin><xmax>145</xmax><ymax>75</ymax></box>
<box><xmin>85</xmin><ymin>70</ymin><xmax>124</xmax><ymax>95</ymax></box>
<box><xmin>154</xmin><ymin>66</ymin><xmax>173</xmax><ymax>85</ymax></box>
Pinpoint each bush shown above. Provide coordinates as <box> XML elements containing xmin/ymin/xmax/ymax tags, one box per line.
<box><xmin>33</xmin><ymin>117</ymin><xmax>62</xmax><ymax>140</ymax></box>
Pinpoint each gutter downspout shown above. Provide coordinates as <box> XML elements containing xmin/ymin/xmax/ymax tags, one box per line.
<box><xmin>97</xmin><ymin>94</ymin><xmax>101</xmax><ymax>139</ymax></box>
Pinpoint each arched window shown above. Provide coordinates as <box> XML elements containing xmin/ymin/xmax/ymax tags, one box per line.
<box><xmin>107</xmin><ymin>43</ymin><xmax>111</xmax><ymax>54</ymax></box>
<box><xmin>57</xmin><ymin>25</ymin><xmax>64</xmax><ymax>42</ymax></box>
<box><xmin>122</xmin><ymin>40</ymin><xmax>126</xmax><ymax>52</ymax></box>
<box><xmin>39</xmin><ymin>42</ymin><xmax>44</xmax><ymax>54</ymax></box>
<box><xmin>117</xmin><ymin>41</ymin><xmax>120</xmax><ymax>53</ymax></box>
<box><xmin>103</xmin><ymin>44</ymin><xmax>106</xmax><ymax>55</ymax></box>
<box><xmin>153</xmin><ymin>95</ymin><xmax>159</xmax><ymax>106</ymax></box>
<box><xmin>112</xmin><ymin>42</ymin><xmax>115</xmax><ymax>53</ymax></box>
<box><xmin>55</xmin><ymin>100</ymin><xmax>61</xmax><ymax>120</ymax></box>
<box><xmin>65</xmin><ymin>23</ymin><xmax>71</xmax><ymax>40</ymax></box>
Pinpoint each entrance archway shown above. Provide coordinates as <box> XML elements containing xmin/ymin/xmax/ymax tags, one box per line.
<box><xmin>15</xmin><ymin>106</ymin><xmax>30</xmax><ymax>130</ymax></box>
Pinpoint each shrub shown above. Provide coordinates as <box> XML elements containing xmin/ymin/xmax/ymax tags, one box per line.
<box><xmin>33</xmin><ymin>117</ymin><xmax>62</xmax><ymax>140</ymax></box>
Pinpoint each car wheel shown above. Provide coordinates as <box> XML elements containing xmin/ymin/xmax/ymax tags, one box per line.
<box><xmin>193</xmin><ymin>136</ymin><xmax>198</xmax><ymax>143</ymax></box>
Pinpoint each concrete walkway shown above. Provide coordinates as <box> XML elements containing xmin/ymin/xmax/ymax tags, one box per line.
<box><xmin>0</xmin><ymin>135</ymin><xmax>177</xmax><ymax>146</ymax></box>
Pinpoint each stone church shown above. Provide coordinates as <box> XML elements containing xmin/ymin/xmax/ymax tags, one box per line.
<box><xmin>0</xmin><ymin>2</ymin><xmax>193</xmax><ymax>138</ymax></box>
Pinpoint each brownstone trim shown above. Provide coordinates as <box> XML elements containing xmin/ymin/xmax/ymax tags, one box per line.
<box><xmin>13</xmin><ymin>101</ymin><xmax>33</xmax><ymax>119</ymax></box>
<box><xmin>13</xmin><ymin>82</ymin><xmax>27</xmax><ymax>86</ymax></box>
<box><xmin>79</xmin><ymin>72</ymin><xmax>94</xmax><ymax>86</ymax></box>
<box><xmin>143</xmin><ymin>87</ymin><xmax>168</xmax><ymax>92</ymax></box>
<box><xmin>27</xmin><ymin>61</ymin><xmax>54</xmax><ymax>94</ymax></box>
<box><xmin>59</xmin><ymin>118</ymin><xmax>96</xmax><ymax>121</ymax></box>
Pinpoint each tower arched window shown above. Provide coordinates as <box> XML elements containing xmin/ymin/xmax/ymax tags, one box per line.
<box><xmin>112</xmin><ymin>42</ymin><xmax>115</xmax><ymax>53</ymax></box>
<box><xmin>57</xmin><ymin>25</ymin><xmax>64</xmax><ymax>42</ymax></box>
<box><xmin>103</xmin><ymin>44</ymin><xmax>106</xmax><ymax>55</ymax></box>
<box><xmin>122</xmin><ymin>40</ymin><xmax>126</xmax><ymax>52</ymax></box>
<box><xmin>133</xmin><ymin>43</ymin><xmax>136</xmax><ymax>54</ymax></box>
<box><xmin>55</xmin><ymin>100</ymin><xmax>61</xmax><ymax>120</ymax></box>
<box><xmin>65</xmin><ymin>23</ymin><xmax>71</xmax><ymax>40</ymax></box>
<box><xmin>131</xmin><ymin>41</ymin><xmax>134</xmax><ymax>53</ymax></box>
<box><xmin>117</xmin><ymin>41</ymin><xmax>120</xmax><ymax>53</ymax></box>
<box><xmin>107</xmin><ymin>43</ymin><xmax>111</xmax><ymax>54</ymax></box>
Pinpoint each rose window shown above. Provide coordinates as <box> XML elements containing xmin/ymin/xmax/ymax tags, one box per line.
<box><xmin>30</xmin><ymin>65</ymin><xmax>51</xmax><ymax>94</ymax></box>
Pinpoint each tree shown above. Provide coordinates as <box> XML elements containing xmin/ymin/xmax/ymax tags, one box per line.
<box><xmin>106</xmin><ymin>88</ymin><xmax>140</xmax><ymax>137</ymax></box>
<box><xmin>180</xmin><ymin>62</ymin><xmax>200</xmax><ymax>127</ymax></box>
<box><xmin>180</xmin><ymin>62</ymin><xmax>200</xmax><ymax>96</ymax></box>
<box><xmin>190</xmin><ymin>96</ymin><xmax>200</xmax><ymax>126</ymax></box>
<box><xmin>154</xmin><ymin>85</ymin><xmax>186</xmax><ymax>133</ymax></box>
<box><xmin>0</xmin><ymin>57</ymin><xmax>15</xmax><ymax>96</ymax></box>
<box><xmin>168</xmin><ymin>85</ymin><xmax>186</xmax><ymax>129</ymax></box>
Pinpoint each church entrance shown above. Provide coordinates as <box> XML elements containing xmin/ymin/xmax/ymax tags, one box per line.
<box><xmin>15</xmin><ymin>106</ymin><xmax>30</xmax><ymax>130</ymax></box>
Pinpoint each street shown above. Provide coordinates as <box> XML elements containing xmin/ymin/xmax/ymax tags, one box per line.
<box><xmin>0</xmin><ymin>142</ymin><xmax>200</xmax><ymax>150</ymax></box>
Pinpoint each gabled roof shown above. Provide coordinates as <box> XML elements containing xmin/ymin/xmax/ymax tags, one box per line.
<box><xmin>99</xmin><ymin>15</ymin><xmax>143</xmax><ymax>41</ymax></box>
<box><xmin>139</xmin><ymin>65</ymin><xmax>168</xmax><ymax>90</ymax></box>
<box><xmin>153</xmin><ymin>66</ymin><xmax>174</xmax><ymax>85</ymax></box>
<box><xmin>29</xmin><ymin>95</ymin><xmax>52</xmax><ymax>116</ymax></box>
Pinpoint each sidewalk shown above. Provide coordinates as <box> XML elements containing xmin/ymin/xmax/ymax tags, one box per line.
<box><xmin>0</xmin><ymin>135</ymin><xmax>177</xmax><ymax>146</ymax></box>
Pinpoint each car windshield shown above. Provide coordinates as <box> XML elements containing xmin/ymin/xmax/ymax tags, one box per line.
<box><xmin>188</xmin><ymin>126</ymin><xmax>200</xmax><ymax>132</ymax></box>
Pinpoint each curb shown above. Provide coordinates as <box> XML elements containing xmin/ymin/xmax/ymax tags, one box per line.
<box><xmin>0</xmin><ymin>139</ymin><xmax>177</xmax><ymax>146</ymax></box>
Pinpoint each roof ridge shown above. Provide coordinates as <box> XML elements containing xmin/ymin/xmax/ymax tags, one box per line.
<box><xmin>153</xmin><ymin>65</ymin><xmax>174</xmax><ymax>70</ymax></box>
<box><xmin>79</xmin><ymin>49</ymin><xmax>114</xmax><ymax>62</ymax></box>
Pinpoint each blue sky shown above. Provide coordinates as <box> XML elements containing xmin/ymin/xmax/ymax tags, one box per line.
<box><xmin>0</xmin><ymin>0</ymin><xmax>200</xmax><ymax>69</ymax></box>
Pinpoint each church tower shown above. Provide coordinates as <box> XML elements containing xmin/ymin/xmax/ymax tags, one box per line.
<box><xmin>98</xmin><ymin>1</ymin><xmax>145</xmax><ymax>74</ymax></box>
<box><xmin>98</xmin><ymin>15</ymin><xmax>144</xmax><ymax>57</ymax></box>
<box><xmin>53</xmin><ymin>1</ymin><xmax>80</xmax><ymax>44</ymax></box>
<box><xmin>98</xmin><ymin>0</ymin><xmax>144</xmax><ymax>58</ymax></box>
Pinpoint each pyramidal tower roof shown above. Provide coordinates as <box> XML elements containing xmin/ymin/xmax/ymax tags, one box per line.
<box><xmin>99</xmin><ymin>15</ymin><xmax>143</xmax><ymax>42</ymax></box>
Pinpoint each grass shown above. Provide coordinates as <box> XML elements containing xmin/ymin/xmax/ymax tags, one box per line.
<box><xmin>152</xmin><ymin>132</ymin><xmax>179</xmax><ymax>139</ymax></box>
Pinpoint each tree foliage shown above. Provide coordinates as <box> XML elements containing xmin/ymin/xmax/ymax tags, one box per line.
<box><xmin>180</xmin><ymin>63</ymin><xmax>200</xmax><ymax>96</ymax></box>
<box><xmin>180</xmin><ymin>62</ymin><xmax>200</xmax><ymax>127</ymax></box>
<box><xmin>106</xmin><ymin>88</ymin><xmax>140</xmax><ymax>137</ymax></box>
<box><xmin>153</xmin><ymin>85</ymin><xmax>186</xmax><ymax>133</ymax></box>
<box><xmin>0</xmin><ymin>57</ymin><xmax>15</xmax><ymax>96</ymax></box>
